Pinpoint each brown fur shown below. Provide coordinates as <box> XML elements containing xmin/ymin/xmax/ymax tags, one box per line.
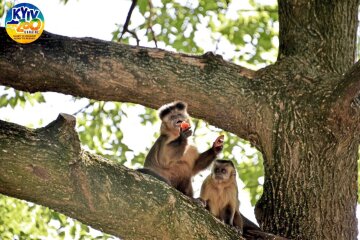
<box><xmin>142</xmin><ymin>101</ymin><xmax>223</xmax><ymax>197</ymax></box>
<box><xmin>200</xmin><ymin>160</ymin><xmax>243</xmax><ymax>232</ymax></box>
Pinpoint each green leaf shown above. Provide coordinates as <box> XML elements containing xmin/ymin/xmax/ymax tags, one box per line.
<box><xmin>138</xmin><ymin>0</ymin><xmax>147</xmax><ymax>14</ymax></box>
<box><xmin>0</xmin><ymin>94</ymin><xmax>8</xmax><ymax>107</ymax></box>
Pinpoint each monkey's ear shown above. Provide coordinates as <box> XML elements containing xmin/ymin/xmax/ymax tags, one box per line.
<box><xmin>158</xmin><ymin>102</ymin><xmax>176</xmax><ymax>119</ymax></box>
<box><xmin>228</xmin><ymin>161</ymin><xmax>235</xmax><ymax>168</ymax></box>
<box><xmin>174</xmin><ymin>101</ymin><xmax>187</xmax><ymax>111</ymax></box>
<box><xmin>216</xmin><ymin>159</ymin><xmax>235</xmax><ymax>168</ymax></box>
<box><xmin>158</xmin><ymin>106</ymin><xmax>172</xmax><ymax>120</ymax></box>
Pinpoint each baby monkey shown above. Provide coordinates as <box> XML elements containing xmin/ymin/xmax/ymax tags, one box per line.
<box><xmin>200</xmin><ymin>160</ymin><xmax>243</xmax><ymax>232</ymax></box>
<box><xmin>139</xmin><ymin>101</ymin><xmax>224</xmax><ymax>197</ymax></box>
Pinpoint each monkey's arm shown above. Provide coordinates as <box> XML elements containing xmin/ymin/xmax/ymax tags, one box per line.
<box><xmin>192</xmin><ymin>148</ymin><xmax>217</xmax><ymax>174</ymax></box>
<box><xmin>199</xmin><ymin>178</ymin><xmax>211</xmax><ymax>209</ymax></box>
<box><xmin>193</xmin><ymin>135</ymin><xmax>224</xmax><ymax>174</ymax></box>
<box><xmin>167</xmin><ymin>128</ymin><xmax>192</xmax><ymax>158</ymax></box>
<box><xmin>168</xmin><ymin>127</ymin><xmax>192</xmax><ymax>146</ymax></box>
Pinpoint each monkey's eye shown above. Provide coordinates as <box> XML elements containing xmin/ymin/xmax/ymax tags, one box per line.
<box><xmin>221</xmin><ymin>169</ymin><xmax>227</xmax><ymax>174</ymax></box>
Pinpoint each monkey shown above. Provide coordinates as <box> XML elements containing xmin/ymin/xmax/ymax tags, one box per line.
<box><xmin>200</xmin><ymin>160</ymin><xmax>243</xmax><ymax>233</ymax></box>
<box><xmin>138</xmin><ymin>101</ymin><xmax>224</xmax><ymax>198</ymax></box>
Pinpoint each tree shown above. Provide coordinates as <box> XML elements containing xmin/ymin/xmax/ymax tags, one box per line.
<box><xmin>0</xmin><ymin>0</ymin><xmax>359</xmax><ymax>239</ymax></box>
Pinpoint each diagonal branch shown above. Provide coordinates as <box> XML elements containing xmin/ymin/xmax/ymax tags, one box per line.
<box><xmin>337</xmin><ymin>60</ymin><xmax>360</xmax><ymax>109</ymax></box>
<box><xmin>0</xmin><ymin>27</ymin><xmax>272</xmax><ymax>153</ymax></box>
<box><xmin>0</xmin><ymin>114</ymin><xmax>244</xmax><ymax>239</ymax></box>
<box><xmin>329</xmin><ymin>60</ymin><xmax>360</xmax><ymax>140</ymax></box>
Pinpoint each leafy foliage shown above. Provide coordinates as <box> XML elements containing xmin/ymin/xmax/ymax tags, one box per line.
<box><xmin>0</xmin><ymin>194</ymin><xmax>115</xmax><ymax>239</ymax></box>
<box><xmin>76</xmin><ymin>100</ymin><xmax>130</xmax><ymax>163</ymax></box>
<box><xmin>0</xmin><ymin>0</ymin><xmax>13</xmax><ymax>20</ymax></box>
<box><xmin>0</xmin><ymin>87</ymin><xmax>45</xmax><ymax>108</ymax></box>
<box><xmin>113</xmin><ymin>0</ymin><xmax>278</xmax><ymax>67</ymax></box>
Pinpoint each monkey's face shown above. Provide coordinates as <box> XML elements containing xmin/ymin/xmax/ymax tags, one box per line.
<box><xmin>158</xmin><ymin>101</ymin><xmax>190</xmax><ymax>136</ymax></box>
<box><xmin>211</xmin><ymin>161</ymin><xmax>235</xmax><ymax>183</ymax></box>
<box><xmin>163</xmin><ymin>110</ymin><xmax>189</xmax><ymax>132</ymax></box>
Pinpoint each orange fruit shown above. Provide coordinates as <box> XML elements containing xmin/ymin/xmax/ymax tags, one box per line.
<box><xmin>181</xmin><ymin>121</ymin><xmax>190</xmax><ymax>130</ymax></box>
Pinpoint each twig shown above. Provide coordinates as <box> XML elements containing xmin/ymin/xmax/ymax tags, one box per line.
<box><xmin>238</xmin><ymin>9</ymin><xmax>277</xmax><ymax>13</ymax></box>
<box><xmin>73</xmin><ymin>102</ymin><xmax>92</xmax><ymax>115</ymax></box>
<box><xmin>120</xmin><ymin>0</ymin><xmax>140</xmax><ymax>45</ymax></box>
<box><xmin>146</xmin><ymin>0</ymin><xmax>158</xmax><ymax>48</ymax></box>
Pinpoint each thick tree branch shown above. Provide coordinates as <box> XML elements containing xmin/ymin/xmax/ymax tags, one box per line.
<box><xmin>0</xmin><ymin>27</ymin><xmax>271</xmax><ymax>152</ymax></box>
<box><xmin>0</xmin><ymin>114</ymin><xmax>245</xmax><ymax>239</ymax></box>
<box><xmin>328</xmin><ymin>60</ymin><xmax>360</xmax><ymax>140</ymax></box>
<box><xmin>0</xmin><ymin>115</ymin><xmax>289</xmax><ymax>239</ymax></box>
<box><xmin>337</xmin><ymin>61</ymin><xmax>360</xmax><ymax>109</ymax></box>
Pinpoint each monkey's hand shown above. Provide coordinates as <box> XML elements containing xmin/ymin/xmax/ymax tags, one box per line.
<box><xmin>180</xmin><ymin>127</ymin><xmax>192</xmax><ymax>138</ymax></box>
<box><xmin>234</xmin><ymin>226</ymin><xmax>243</xmax><ymax>235</ymax></box>
<box><xmin>212</xmin><ymin>135</ymin><xmax>224</xmax><ymax>154</ymax></box>
<box><xmin>193</xmin><ymin>198</ymin><xmax>207</xmax><ymax>208</ymax></box>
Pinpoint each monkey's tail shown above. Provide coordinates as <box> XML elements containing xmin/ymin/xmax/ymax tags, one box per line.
<box><xmin>137</xmin><ymin>168</ymin><xmax>170</xmax><ymax>185</ymax></box>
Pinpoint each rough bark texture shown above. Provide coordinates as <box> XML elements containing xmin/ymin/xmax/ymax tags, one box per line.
<box><xmin>254</xmin><ymin>1</ymin><xmax>360</xmax><ymax>239</ymax></box>
<box><xmin>278</xmin><ymin>0</ymin><xmax>358</xmax><ymax>74</ymax></box>
<box><xmin>0</xmin><ymin>0</ymin><xmax>360</xmax><ymax>239</ymax></box>
<box><xmin>0</xmin><ymin>114</ymin><xmax>244</xmax><ymax>240</ymax></box>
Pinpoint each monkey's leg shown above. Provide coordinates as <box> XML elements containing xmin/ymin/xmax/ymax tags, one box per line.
<box><xmin>220</xmin><ymin>204</ymin><xmax>235</xmax><ymax>226</ymax></box>
<box><xmin>167</xmin><ymin>128</ymin><xmax>193</xmax><ymax>159</ymax></box>
<box><xmin>175</xmin><ymin>178</ymin><xmax>194</xmax><ymax>197</ymax></box>
<box><xmin>168</xmin><ymin>127</ymin><xmax>192</xmax><ymax>146</ymax></box>
<box><xmin>195</xmin><ymin>198</ymin><xmax>208</xmax><ymax>208</ymax></box>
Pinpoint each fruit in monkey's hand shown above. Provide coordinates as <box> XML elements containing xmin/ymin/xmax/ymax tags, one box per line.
<box><xmin>180</xmin><ymin>121</ymin><xmax>190</xmax><ymax>130</ymax></box>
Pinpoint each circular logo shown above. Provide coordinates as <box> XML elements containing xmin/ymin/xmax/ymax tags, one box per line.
<box><xmin>5</xmin><ymin>3</ymin><xmax>45</xmax><ymax>44</ymax></box>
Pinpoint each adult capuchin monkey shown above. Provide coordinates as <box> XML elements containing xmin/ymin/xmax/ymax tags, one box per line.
<box><xmin>138</xmin><ymin>101</ymin><xmax>224</xmax><ymax>197</ymax></box>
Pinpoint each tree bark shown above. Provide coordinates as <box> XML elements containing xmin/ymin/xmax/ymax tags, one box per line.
<box><xmin>0</xmin><ymin>114</ymin><xmax>244</xmax><ymax>240</ymax></box>
<box><xmin>253</xmin><ymin>1</ymin><xmax>360</xmax><ymax>239</ymax></box>
<box><xmin>0</xmin><ymin>0</ymin><xmax>360</xmax><ymax>238</ymax></box>
<box><xmin>278</xmin><ymin>0</ymin><xmax>358</xmax><ymax>74</ymax></box>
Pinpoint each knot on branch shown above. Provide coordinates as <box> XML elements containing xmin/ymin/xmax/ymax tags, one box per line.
<box><xmin>36</xmin><ymin>113</ymin><xmax>81</xmax><ymax>161</ymax></box>
<box><xmin>202</xmin><ymin>51</ymin><xmax>224</xmax><ymax>62</ymax></box>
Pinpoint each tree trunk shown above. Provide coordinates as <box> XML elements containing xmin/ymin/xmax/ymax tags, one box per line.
<box><xmin>0</xmin><ymin>0</ymin><xmax>360</xmax><ymax>239</ymax></box>
<box><xmin>254</xmin><ymin>1</ymin><xmax>360</xmax><ymax>239</ymax></box>
<box><xmin>278</xmin><ymin>0</ymin><xmax>358</xmax><ymax>74</ymax></box>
